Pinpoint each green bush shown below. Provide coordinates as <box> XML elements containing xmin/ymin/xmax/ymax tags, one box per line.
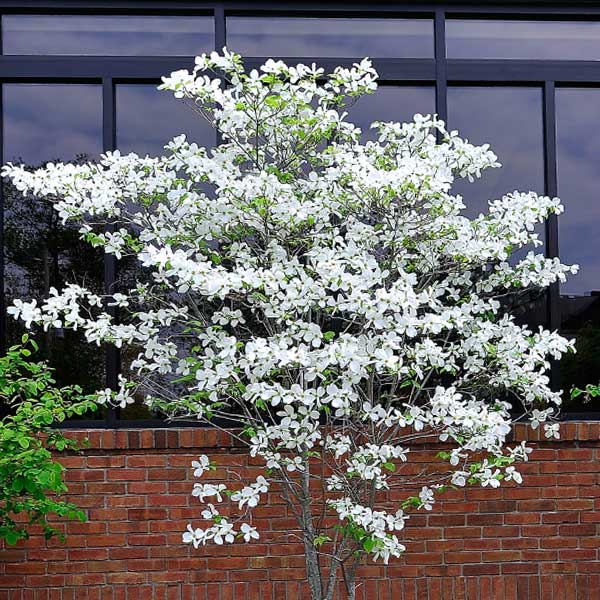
<box><xmin>0</xmin><ymin>335</ymin><xmax>97</xmax><ymax>545</ymax></box>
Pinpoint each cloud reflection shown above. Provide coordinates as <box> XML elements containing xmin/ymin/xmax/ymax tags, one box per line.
<box><xmin>116</xmin><ymin>85</ymin><xmax>215</xmax><ymax>156</ymax></box>
<box><xmin>227</xmin><ymin>17</ymin><xmax>434</xmax><ymax>58</ymax></box>
<box><xmin>3</xmin><ymin>15</ymin><xmax>213</xmax><ymax>56</ymax></box>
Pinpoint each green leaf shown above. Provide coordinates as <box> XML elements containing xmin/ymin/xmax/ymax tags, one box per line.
<box><xmin>362</xmin><ymin>538</ymin><xmax>376</xmax><ymax>553</ymax></box>
<box><xmin>4</xmin><ymin>530</ymin><xmax>20</xmax><ymax>546</ymax></box>
<box><xmin>313</xmin><ymin>535</ymin><xmax>331</xmax><ymax>548</ymax></box>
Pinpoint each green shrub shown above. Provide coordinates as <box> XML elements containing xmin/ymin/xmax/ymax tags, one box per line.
<box><xmin>0</xmin><ymin>335</ymin><xmax>97</xmax><ymax>545</ymax></box>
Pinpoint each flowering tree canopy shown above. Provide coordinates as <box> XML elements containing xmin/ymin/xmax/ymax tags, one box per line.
<box><xmin>2</xmin><ymin>50</ymin><xmax>578</xmax><ymax>600</ymax></box>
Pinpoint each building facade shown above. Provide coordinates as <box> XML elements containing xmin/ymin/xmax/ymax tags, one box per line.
<box><xmin>1</xmin><ymin>1</ymin><xmax>600</xmax><ymax>598</ymax></box>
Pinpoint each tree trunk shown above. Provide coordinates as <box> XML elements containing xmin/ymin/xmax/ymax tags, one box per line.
<box><xmin>299</xmin><ymin>465</ymin><xmax>323</xmax><ymax>600</ymax></box>
<box><xmin>343</xmin><ymin>558</ymin><xmax>360</xmax><ymax>600</ymax></box>
<box><xmin>302</xmin><ymin>529</ymin><xmax>324</xmax><ymax>600</ymax></box>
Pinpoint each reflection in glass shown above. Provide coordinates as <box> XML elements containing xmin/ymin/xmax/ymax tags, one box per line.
<box><xmin>447</xmin><ymin>19</ymin><xmax>600</xmax><ymax>60</ymax></box>
<box><xmin>556</xmin><ymin>88</ymin><xmax>600</xmax><ymax>407</ymax></box>
<box><xmin>448</xmin><ymin>86</ymin><xmax>546</xmax><ymax>329</ymax></box>
<box><xmin>3</xmin><ymin>84</ymin><xmax>105</xmax><ymax>396</ymax></box>
<box><xmin>3</xmin><ymin>15</ymin><xmax>213</xmax><ymax>56</ymax></box>
<box><xmin>116</xmin><ymin>84</ymin><xmax>215</xmax><ymax>418</ymax></box>
<box><xmin>448</xmin><ymin>87</ymin><xmax>544</xmax><ymax>218</ymax></box>
<box><xmin>346</xmin><ymin>86</ymin><xmax>435</xmax><ymax>142</ymax></box>
<box><xmin>227</xmin><ymin>17</ymin><xmax>434</xmax><ymax>58</ymax></box>
<box><xmin>116</xmin><ymin>85</ymin><xmax>215</xmax><ymax>156</ymax></box>
<box><xmin>4</xmin><ymin>84</ymin><xmax>102</xmax><ymax>165</ymax></box>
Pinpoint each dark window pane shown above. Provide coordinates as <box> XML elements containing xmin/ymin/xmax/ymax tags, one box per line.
<box><xmin>3</xmin><ymin>15</ymin><xmax>213</xmax><ymax>56</ymax></box>
<box><xmin>448</xmin><ymin>86</ymin><xmax>546</xmax><ymax>328</ymax></box>
<box><xmin>4</xmin><ymin>84</ymin><xmax>102</xmax><ymax>165</ymax></box>
<box><xmin>346</xmin><ymin>86</ymin><xmax>435</xmax><ymax>142</ymax></box>
<box><xmin>116</xmin><ymin>85</ymin><xmax>215</xmax><ymax>156</ymax></box>
<box><xmin>3</xmin><ymin>84</ymin><xmax>105</xmax><ymax>398</ymax></box>
<box><xmin>556</xmin><ymin>88</ymin><xmax>600</xmax><ymax>407</ymax></box>
<box><xmin>116</xmin><ymin>84</ymin><xmax>215</xmax><ymax>419</ymax></box>
<box><xmin>448</xmin><ymin>87</ymin><xmax>544</xmax><ymax>218</ymax></box>
<box><xmin>447</xmin><ymin>19</ymin><xmax>600</xmax><ymax>60</ymax></box>
<box><xmin>227</xmin><ymin>17</ymin><xmax>434</xmax><ymax>58</ymax></box>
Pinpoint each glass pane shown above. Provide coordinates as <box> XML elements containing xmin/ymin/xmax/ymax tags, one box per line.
<box><xmin>227</xmin><ymin>17</ymin><xmax>434</xmax><ymax>58</ymax></box>
<box><xmin>447</xmin><ymin>19</ymin><xmax>600</xmax><ymax>60</ymax></box>
<box><xmin>3</xmin><ymin>84</ymin><xmax>105</xmax><ymax>399</ymax></box>
<box><xmin>116</xmin><ymin>85</ymin><xmax>215</xmax><ymax>156</ymax></box>
<box><xmin>448</xmin><ymin>87</ymin><xmax>544</xmax><ymax>218</ymax></box>
<box><xmin>556</xmin><ymin>88</ymin><xmax>600</xmax><ymax>408</ymax></box>
<box><xmin>448</xmin><ymin>86</ymin><xmax>546</xmax><ymax>328</ymax></box>
<box><xmin>3</xmin><ymin>15</ymin><xmax>213</xmax><ymax>56</ymax></box>
<box><xmin>346</xmin><ymin>86</ymin><xmax>435</xmax><ymax>142</ymax></box>
<box><xmin>116</xmin><ymin>84</ymin><xmax>215</xmax><ymax>419</ymax></box>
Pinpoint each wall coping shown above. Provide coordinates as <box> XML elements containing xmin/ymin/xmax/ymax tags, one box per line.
<box><xmin>61</xmin><ymin>422</ymin><xmax>600</xmax><ymax>452</ymax></box>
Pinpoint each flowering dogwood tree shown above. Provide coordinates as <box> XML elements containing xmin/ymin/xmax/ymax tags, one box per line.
<box><xmin>3</xmin><ymin>50</ymin><xmax>577</xmax><ymax>599</ymax></box>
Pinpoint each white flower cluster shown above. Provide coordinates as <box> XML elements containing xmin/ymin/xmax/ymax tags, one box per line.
<box><xmin>183</xmin><ymin>518</ymin><xmax>258</xmax><ymax>547</ymax></box>
<box><xmin>183</xmin><ymin>457</ymin><xmax>261</xmax><ymax>548</ymax></box>
<box><xmin>329</xmin><ymin>499</ymin><xmax>407</xmax><ymax>564</ymax></box>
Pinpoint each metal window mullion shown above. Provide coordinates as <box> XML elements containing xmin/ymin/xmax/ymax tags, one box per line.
<box><xmin>543</xmin><ymin>80</ymin><xmax>560</xmax><ymax>392</ymax></box>
<box><xmin>214</xmin><ymin>2</ymin><xmax>226</xmax><ymax>147</ymax></box>
<box><xmin>102</xmin><ymin>77</ymin><xmax>119</xmax><ymax>427</ymax></box>
<box><xmin>434</xmin><ymin>9</ymin><xmax>447</xmax><ymax>127</ymax></box>
<box><xmin>215</xmin><ymin>2</ymin><xmax>226</xmax><ymax>50</ymax></box>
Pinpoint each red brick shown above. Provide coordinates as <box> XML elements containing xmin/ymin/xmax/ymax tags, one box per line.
<box><xmin>128</xmin><ymin>509</ymin><xmax>168</xmax><ymax>521</ymax></box>
<box><xmin>445</xmin><ymin>552</ymin><xmax>481</xmax><ymax>564</ymax></box>
<box><xmin>505</xmin><ymin>513</ymin><xmax>540</xmax><ymax>525</ymax></box>
<box><xmin>127</xmin><ymin>456</ymin><xmax>167</xmax><ymax>468</ymax></box>
<box><xmin>68</xmin><ymin>549</ymin><xmax>108</xmax><ymax>561</ymax></box>
<box><xmin>501</xmin><ymin>563</ymin><xmax>539</xmax><ymax>575</ymax></box>
<box><xmin>559</xmin><ymin>549</ymin><xmax>598</xmax><ymax>561</ymax></box>
<box><xmin>462</xmin><ymin>565</ymin><xmax>500</xmax><ymax>576</ymax></box>
<box><xmin>106</xmin><ymin>469</ymin><xmax>146</xmax><ymax>481</ymax></box>
<box><xmin>542</xmin><ymin>511</ymin><xmax>580</xmax><ymax>524</ymax></box>
<box><xmin>559</xmin><ymin>524</ymin><xmax>598</xmax><ymax>536</ymax></box>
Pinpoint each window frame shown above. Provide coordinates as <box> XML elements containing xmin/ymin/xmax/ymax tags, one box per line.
<box><xmin>1</xmin><ymin>1</ymin><xmax>599</xmax><ymax>425</ymax></box>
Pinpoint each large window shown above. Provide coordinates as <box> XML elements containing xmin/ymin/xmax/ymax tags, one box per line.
<box><xmin>1</xmin><ymin>3</ymin><xmax>598</xmax><ymax>424</ymax></box>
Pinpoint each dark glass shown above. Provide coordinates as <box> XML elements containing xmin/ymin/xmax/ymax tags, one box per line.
<box><xmin>2</xmin><ymin>15</ymin><xmax>213</xmax><ymax>56</ymax></box>
<box><xmin>447</xmin><ymin>19</ymin><xmax>600</xmax><ymax>60</ymax></box>
<box><xmin>556</xmin><ymin>88</ymin><xmax>600</xmax><ymax>408</ymax></box>
<box><xmin>4</xmin><ymin>84</ymin><xmax>102</xmax><ymax>165</ymax></box>
<box><xmin>448</xmin><ymin>87</ymin><xmax>544</xmax><ymax>218</ymax></box>
<box><xmin>227</xmin><ymin>17</ymin><xmax>434</xmax><ymax>58</ymax></box>
<box><xmin>448</xmin><ymin>86</ymin><xmax>546</xmax><ymax>328</ymax></box>
<box><xmin>3</xmin><ymin>84</ymin><xmax>105</xmax><ymax>400</ymax></box>
<box><xmin>116</xmin><ymin>85</ymin><xmax>215</xmax><ymax>156</ymax></box>
<box><xmin>346</xmin><ymin>86</ymin><xmax>435</xmax><ymax>142</ymax></box>
<box><xmin>116</xmin><ymin>84</ymin><xmax>215</xmax><ymax>418</ymax></box>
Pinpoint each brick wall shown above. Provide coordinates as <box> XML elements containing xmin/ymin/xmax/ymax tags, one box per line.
<box><xmin>1</xmin><ymin>423</ymin><xmax>600</xmax><ymax>599</ymax></box>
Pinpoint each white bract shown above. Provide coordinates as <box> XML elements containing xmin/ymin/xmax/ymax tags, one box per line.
<box><xmin>2</xmin><ymin>50</ymin><xmax>577</xmax><ymax>600</ymax></box>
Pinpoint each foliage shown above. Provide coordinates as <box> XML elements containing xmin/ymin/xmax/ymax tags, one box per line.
<box><xmin>2</xmin><ymin>50</ymin><xmax>578</xmax><ymax>598</ymax></box>
<box><xmin>0</xmin><ymin>336</ymin><xmax>97</xmax><ymax>545</ymax></box>
<box><xmin>571</xmin><ymin>382</ymin><xmax>600</xmax><ymax>403</ymax></box>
